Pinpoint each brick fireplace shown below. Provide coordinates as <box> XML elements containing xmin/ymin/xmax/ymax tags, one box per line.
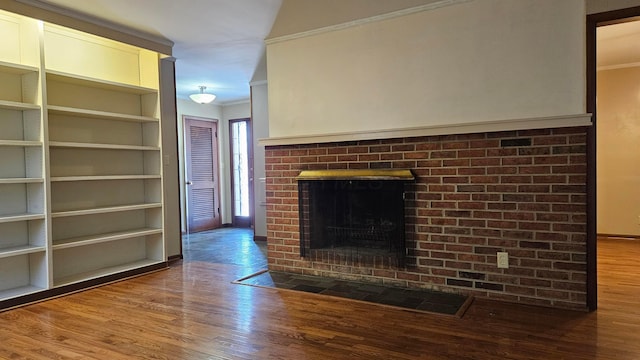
<box><xmin>264</xmin><ymin>127</ymin><xmax>588</xmax><ymax>310</ymax></box>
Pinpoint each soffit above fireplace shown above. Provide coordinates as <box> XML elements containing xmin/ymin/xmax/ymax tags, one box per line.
<box><xmin>296</xmin><ymin>169</ymin><xmax>415</xmax><ymax>181</ymax></box>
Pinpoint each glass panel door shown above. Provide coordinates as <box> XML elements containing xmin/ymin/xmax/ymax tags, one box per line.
<box><xmin>230</xmin><ymin>118</ymin><xmax>252</xmax><ymax>227</ymax></box>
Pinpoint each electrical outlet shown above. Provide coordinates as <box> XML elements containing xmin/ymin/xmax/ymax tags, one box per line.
<box><xmin>497</xmin><ymin>252</ymin><xmax>509</xmax><ymax>269</ymax></box>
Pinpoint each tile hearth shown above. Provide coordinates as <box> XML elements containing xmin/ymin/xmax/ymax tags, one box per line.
<box><xmin>236</xmin><ymin>270</ymin><xmax>471</xmax><ymax>316</ymax></box>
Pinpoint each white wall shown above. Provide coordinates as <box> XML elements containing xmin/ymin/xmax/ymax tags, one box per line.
<box><xmin>266</xmin><ymin>0</ymin><xmax>585</xmax><ymax>139</ymax></box>
<box><xmin>159</xmin><ymin>58</ymin><xmax>182</xmax><ymax>258</ymax></box>
<box><xmin>250</xmin><ymin>82</ymin><xmax>269</xmax><ymax>238</ymax></box>
<box><xmin>176</xmin><ymin>98</ymin><xmax>223</xmax><ymax>233</ymax></box>
<box><xmin>597</xmin><ymin>67</ymin><xmax>640</xmax><ymax>236</ymax></box>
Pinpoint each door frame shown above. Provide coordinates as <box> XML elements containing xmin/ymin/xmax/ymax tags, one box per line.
<box><xmin>183</xmin><ymin>115</ymin><xmax>222</xmax><ymax>233</ymax></box>
<box><xmin>585</xmin><ymin>5</ymin><xmax>640</xmax><ymax>311</ymax></box>
<box><xmin>229</xmin><ymin>117</ymin><xmax>254</xmax><ymax>228</ymax></box>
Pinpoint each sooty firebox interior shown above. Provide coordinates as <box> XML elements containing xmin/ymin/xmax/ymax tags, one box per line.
<box><xmin>297</xmin><ymin>170</ymin><xmax>414</xmax><ymax>267</ymax></box>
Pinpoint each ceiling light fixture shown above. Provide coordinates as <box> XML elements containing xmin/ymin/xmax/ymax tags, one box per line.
<box><xmin>189</xmin><ymin>86</ymin><xmax>216</xmax><ymax>104</ymax></box>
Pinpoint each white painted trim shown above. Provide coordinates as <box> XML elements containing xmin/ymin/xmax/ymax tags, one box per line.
<box><xmin>265</xmin><ymin>0</ymin><xmax>473</xmax><ymax>45</ymax></box>
<box><xmin>221</xmin><ymin>99</ymin><xmax>250</xmax><ymax>107</ymax></box>
<box><xmin>597</xmin><ymin>62</ymin><xmax>640</xmax><ymax>71</ymax></box>
<box><xmin>250</xmin><ymin>80</ymin><xmax>268</xmax><ymax>86</ymax></box>
<box><xmin>15</xmin><ymin>0</ymin><xmax>174</xmax><ymax>49</ymax></box>
<box><xmin>258</xmin><ymin>114</ymin><xmax>593</xmax><ymax>146</ymax></box>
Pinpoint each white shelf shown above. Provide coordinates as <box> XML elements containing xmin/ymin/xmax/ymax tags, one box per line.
<box><xmin>52</xmin><ymin>203</ymin><xmax>162</xmax><ymax>218</ymax></box>
<box><xmin>52</xmin><ymin>227</ymin><xmax>163</xmax><ymax>250</ymax></box>
<box><xmin>48</xmin><ymin>105</ymin><xmax>158</xmax><ymax>123</ymax></box>
<box><xmin>0</xmin><ymin>99</ymin><xmax>40</xmax><ymax>111</ymax></box>
<box><xmin>0</xmin><ymin>285</ymin><xmax>46</xmax><ymax>300</ymax></box>
<box><xmin>0</xmin><ymin>213</ymin><xmax>45</xmax><ymax>224</ymax></box>
<box><xmin>49</xmin><ymin>141</ymin><xmax>159</xmax><ymax>151</ymax></box>
<box><xmin>0</xmin><ymin>245</ymin><xmax>46</xmax><ymax>259</ymax></box>
<box><xmin>50</xmin><ymin>175</ymin><xmax>161</xmax><ymax>182</ymax></box>
<box><xmin>0</xmin><ymin>12</ymin><xmax>165</xmax><ymax>310</ymax></box>
<box><xmin>0</xmin><ymin>140</ymin><xmax>42</xmax><ymax>147</ymax></box>
<box><xmin>0</xmin><ymin>178</ymin><xmax>43</xmax><ymax>184</ymax></box>
<box><xmin>0</xmin><ymin>61</ymin><xmax>39</xmax><ymax>75</ymax></box>
<box><xmin>46</xmin><ymin>70</ymin><xmax>157</xmax><ymax>95</ymax></box>
<box><xmin>53</xmin><ymin>259</ymin><xmax>164</xmax><ymax>287</ymax></box>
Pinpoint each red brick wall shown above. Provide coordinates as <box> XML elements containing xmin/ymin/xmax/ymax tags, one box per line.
<box><xmin>264</xmin><ymin>127</ymin><xmax>588</xmax><ymax>310</ymax></box>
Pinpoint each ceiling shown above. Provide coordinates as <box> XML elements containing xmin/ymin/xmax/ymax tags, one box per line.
<box><xmin>19</xmin><ymin>1</ymin><xmax>640</xmax><ymax>104</ymax></box>
<box><xmin>37</xmin><ymin>0</ymin><xmax>283</xmax><ymax>104</ymax></box>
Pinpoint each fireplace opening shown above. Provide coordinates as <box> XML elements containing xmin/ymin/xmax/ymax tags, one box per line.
<box><xmin>297</xmin><ymin>170</ymin><xmax>413</xmax><ymax>267</ymax></box>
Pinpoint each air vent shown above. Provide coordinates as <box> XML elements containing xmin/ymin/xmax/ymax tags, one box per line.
<box><xmin>500</xmin><ymin>138</ymin><xmax>532</xmax><ymax>147</ymax></box>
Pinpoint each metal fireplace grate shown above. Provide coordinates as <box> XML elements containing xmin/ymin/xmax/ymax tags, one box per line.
<box><xmin>297</xmin><ymin>170</ymin><xmax>413</xmax><ymax>268</ymax></box>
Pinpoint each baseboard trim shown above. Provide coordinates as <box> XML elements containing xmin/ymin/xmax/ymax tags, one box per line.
<box><xmin>0</xmin><ymin>262</ymin><xmax>168</xmax><ymax>312</ymax></box>
<box><xmin>597</xmin><ymin>233</ymin><xmax>640</xmax><ymax>240</ymax></box>
<box><xmin>168</xmin><ymin>254</ymin><xmax>183</xmax><ymax>263</ymax></box>
<box><xmin>254</xmin><ymin>235</ymin><xmax>267</xmax><ymax>242</ymax></box>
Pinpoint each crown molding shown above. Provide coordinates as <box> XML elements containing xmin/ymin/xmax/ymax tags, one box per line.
<box><xmin>597</xmin><ymin>61</ymin><xmax>640</xmax><ymax>71</ymax></box>
<box><xmin>250</xmin><ymin>80</ymin><xmax>268</xmax><ymax>86</ymax></box>
<box><xmin>4</xmin><ymin>0</ymin><xmax>173</xmax><ymax>55</ymax></box>
<box><xmin>265</xmin><ymin>0</ymin><xmax>472</xmax><ymax>45</ymax></box>
<box><xmin>221</xmin><ymin>99</ymin><xmax>251</xmax><ymax>107</ymax></box>
<box><xmin>259</xmin><ymin>114</ymin><xmax>593</xmax><ymax>147</ymax></box>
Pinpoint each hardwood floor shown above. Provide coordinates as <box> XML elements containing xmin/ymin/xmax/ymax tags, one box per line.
<box><xmin>1</xmin><ymin>233</ymin><xmax>640</xmax><ymax>359</ymax></box>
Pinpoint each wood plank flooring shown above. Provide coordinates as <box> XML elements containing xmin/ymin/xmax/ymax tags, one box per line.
<box><xmin>1</xmin><ymin>235</ymin><xmax>640</xmax><ymax>359</ymax></box>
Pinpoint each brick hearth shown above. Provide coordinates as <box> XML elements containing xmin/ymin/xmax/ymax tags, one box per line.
<box><xmin>264</xmin><ymin>127</ymin><xmax>588</xmax><ymax>310</ymax></box>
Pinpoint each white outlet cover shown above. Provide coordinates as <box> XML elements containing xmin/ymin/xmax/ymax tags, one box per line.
<box><xmin>497</xmin><ymin>252</ymin><xmax>509</xmax><ymax>269</ymax></box>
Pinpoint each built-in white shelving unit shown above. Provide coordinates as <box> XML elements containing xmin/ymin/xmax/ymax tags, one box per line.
<box><xmin>0</xmin><ymin>16</ymin><xmax>48</xmax><ymax>301</ymax></box>
<box><xmin>45</xmin><ymin>35</ymin><xmax>164</xmax><ymax>288</ymax></box>
<box><xmin>0</xmin><ymin>10</ymin><xmax>166</xmax><ymax>308</ymax></box>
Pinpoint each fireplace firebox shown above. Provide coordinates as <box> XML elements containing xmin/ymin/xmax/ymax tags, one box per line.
<box><xmin>297</xmin><ymin>170</ymin><xmax>414</xmax><ymax>267</ymax></box>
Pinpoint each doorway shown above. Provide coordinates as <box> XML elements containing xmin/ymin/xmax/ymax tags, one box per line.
<box><xmin>229</xmin><ymin>118</ymin><xmax>253</xmax><ymax>228</ymax></box>
<box><xmin>184</xmin><ymin>116</ymin><xmax>222</xmax><ymax>233</ymax></box>
<box><xmin>587</xmin><ymin>6</ymin><xmax>640</xmax><ymax>311</ymax></box>
<box><xmin>595</xmin><ymin>20</ymin><xmax>640</xmax><ymax>238</ymax></box>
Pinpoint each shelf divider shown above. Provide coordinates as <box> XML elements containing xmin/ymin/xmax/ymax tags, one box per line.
<box><xmin>52</xmin><ymin>203</ymin><xmax>162</xmax><ymax>218</ymax></box>
<box><xmin>0</xmin><ymin>60</ymin><xmax>39</xmax><ymax>74</ymax></box>
<box><xmin>0</xmin><ymin>140</ymin><xmax>42</xmax><ymax>147</ymax></box>
<box><xmin>0</xmin><ymin>245</ymin><xmax>46</xmax><ymax>259</ymax></box>
<box><xmin>48</xmin><ymin>105</ymin><xmax>158</xmax><ymax>123</ymax></box>
<box><xmin>52</xmin><ymin>228</ymin><xmax>163</xmax><ymax>250</ymax></box>
<box><xmin>0</xmin><ymin>213</ymin><xmax>45</xmax><ymax>224</ymax></box>
<box><xmin>0</xmin><ymin>178</ymin><xmax>44</xmax><ymax>184</ymax></box>
<box><xmin>0</xmin><ymin>286</ymin><xmax>46</xmax><ymax>301</ymax></box>
<box><xmin>0</xmin><ymin>100</ymin><xmax>40</xmax><ymax>111</ymax></box>
<box><xmin>49</xmin><ymin>141</ymin><xmax>159</xmax><ymax>151</ymax></box>
<box><xmin>50</xmin><ymin>175</ymin><xmax>161</xmax><ymax>182</ymax></box>
<box><xmin>53</xmin><ymin>259</ymin><xmax>165</xmax><ymax>288</ymax></box>
<box><xmin>46</xmin><ymin>70</ymin><xmax>158</xmax><ymax>95</ymax></box>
